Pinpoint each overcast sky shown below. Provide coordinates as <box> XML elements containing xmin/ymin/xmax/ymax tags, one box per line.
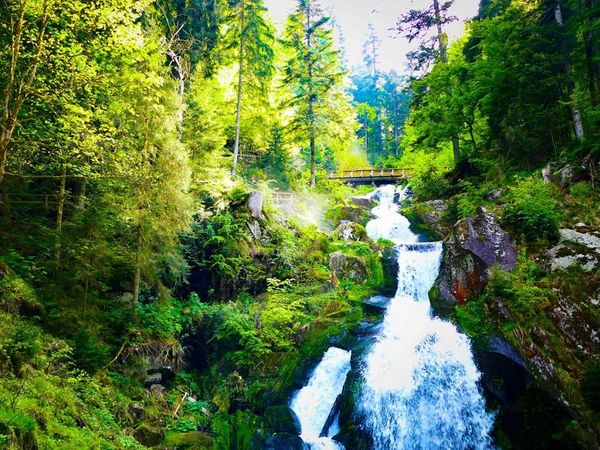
<box><xmin>264</xmin><ymin>0</ymin><xmax>480</xmax><ymax>74</ymax></box>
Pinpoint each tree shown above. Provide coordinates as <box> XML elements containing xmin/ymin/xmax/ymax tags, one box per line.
<box><xmin>397</xmin><ymin>0</ymin><xmax>462</xmax><ymax>163</ymax></box>
<box><xmin>227</xmin><ymin>0</ymin><xmax>275</xmax><ymax>176</ymax></box>
<box><xmin>363</xmin><ymin>23</ymin><xmax>381</xmax><ymax>77</ymax></box>
<box><xmin>283</xmin><ymin>0</ymin><xmax>344</xmax><ymax>187</ymax></box>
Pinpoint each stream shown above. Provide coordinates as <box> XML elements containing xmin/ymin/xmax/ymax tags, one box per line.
<box><xmin>290</xmin><ymin>185</ymin><xmax>494</xmax><ymax>449</ymax></box>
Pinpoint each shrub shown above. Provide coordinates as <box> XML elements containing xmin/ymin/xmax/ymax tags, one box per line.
<box><xmin>412</xmin><ymin>167</ymin><xmax>452</xmax><ymax>201</ymax></box>
<box><xmin>502</xmin><ymin>177</ymin><xmax>561</xmax><ymax>241</ymax></box>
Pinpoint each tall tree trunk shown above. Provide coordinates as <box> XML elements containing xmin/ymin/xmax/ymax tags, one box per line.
<box><xmin>232</xmin><ymin>0</ymin><xmax>246</xmax><ymax>177</ymax></box>
<box><xmin>433</xmin><ymin>0</ymin><xmax>461</xmax><ymax>162</ymax></box>
<box><xmin>555</xmin><ymin>1</ymin><xmax>586</xmax><ymax>140</ymax></box>
<box><xmin>133</xmin><ymin>224</ymin><xmax>142</xmax><ymax>304</ymax></box>
<box><xmin>54</xmin><ymin>164</ymin><xmax>67</xmax><ymax>265</ymax></box>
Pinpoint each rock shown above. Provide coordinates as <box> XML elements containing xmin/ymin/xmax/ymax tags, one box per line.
<box><xmin>381</xmin><ymin>246</ymin><xmax>398</xmax><ymax>295</ymax></box>
<box><xmin>433</xmin><ymin>210</ymin><xmax>517</xmax><ymax>313</ymax></box>
<box><xmin>248</xmin><ymin>191</ymin><xmax>264</xmax><ymax>220</ymax></box>
<box><xmin>149</xmin><ymin>384</ymin><xmax>165</xmax><ymax>399</ymax></box>
<box><xmin>263</xmin><ymin>406</ymin><xmax>301</xmax><ymax>435</ymax></box>
<box><xmin>248</xmin><ymin>219</ymin><xmax>262</xmax><ymax>240</ymax></box>
<box><xmin>545</xmin><ymin>228</ymin><xmax>600</xmax><ymax>272</ymax></box>
<box><xmin>362</xmin><ymin>295</ymin><xmax>390</xmax><ymax>315</ymax></box>
<box><xmin>165</xmin><ymin>431</ymin><xmax>215</xmax><ymax>449</ymax></box>
<box><xmin>128</xmin><ymin>403</ymin><xmax>145</xmax><ymax>422</ymax></box>
<box><xmin>406</xmin><ymin>200</ymin><xmax>451</xmax><ymax>239</ymax></box>
<box><xmin>134</xmin><ymin>425</ymin><xmax>164</xmax><ymax>447</ymax></box>
<box><xmin>350</xmin><ymin>320</ymin><xmax>382</xmax><ymax>337</ymax></box>
<box><xmin>329</xmin><ymin>251</ymin><xmax>368</xmax><ymax>283</ymax></box>
<box><xmin>350</xmin><ymin>196</ymin><xmax>375</xmax><ymax>209</ymax></box>
<box><xmin>261</xmin><ymin>432</ymin><xmax>305</xmax><ymax>450</ymax></box>
<box><xmin>338</xmin><ymin>206</ymin><xmax>371</xmax><ymax>225</ymax></box>
<box><xmin>486</xmin><ymin>188</ymin><xmax>504</xmax><ymax>201</ymax></box>
<box><xmin>334</xmin><ymin>221</ymin><xmax>367</xmax><ymax>242</ymax></box>
<box><xmin>144</xmin><ymin>366</ymin><xmax>176</xmax><ymax>387</ymax></box>
<box><xmin>320</xmin><ymin>395</ymin><xmax>341</xmax><ymax>437</ymax></box>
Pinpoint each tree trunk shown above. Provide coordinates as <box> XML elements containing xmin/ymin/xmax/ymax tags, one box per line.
<box><xmin>133</xmin><ymin>224</ymin><xmax>142</xmax><ymax>304</ymax></box>
<box><xmin>555</xmin><ymin>1</ymin><xmax>585</xmax><ymax>140</ymax></box>
<box><xmin>232</xmin><ymin>0</ymin><xmax>246</xmax><ymax>177</ymax></box>
<box><xmin>54</xmin><ymin>164</ymin><xmax>67</xmax><ymax>265</ymax></box>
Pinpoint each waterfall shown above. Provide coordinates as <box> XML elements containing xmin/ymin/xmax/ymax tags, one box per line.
<box><xmin>290</xmin><ymin>347</ymin><xmax>351</xmax><ymax>449</ymax></box>
<box><xmin>289</xmin><ymin>185</ymin><xmax>494</xmax><ymax>449</ymax></box>
<box><xmin>358</xmin><ymin>186</ymin><xmax>495</xmax><ymax>449</ymax></box>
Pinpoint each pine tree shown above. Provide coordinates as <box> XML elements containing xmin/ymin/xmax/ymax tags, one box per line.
<box><xmin>227</xmin><ymin>0</ymin><xmax>275</xmax><ymax>177</ymax></box>
<box><xmin>283</xmin><ymin>0</ymin><xmax>344</xmax><ymax>187</ymax></box>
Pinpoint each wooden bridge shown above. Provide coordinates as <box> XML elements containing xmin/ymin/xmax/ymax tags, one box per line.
<box><xmin>327</xmin><ymin>168</ymin><xmax>413</xmax><ymax>184</ymax></box>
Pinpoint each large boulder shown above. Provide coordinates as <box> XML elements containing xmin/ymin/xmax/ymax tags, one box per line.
<box><xmin>329</xmin><ymin>251</ymin><xmax>368</xmax><ymax>283</ymax></box>
<box><xmin>432</xmin><ymin>209</ymin><xmax>517</xmax><ymax>313</ymax></box>
<box><xmin>545</xmin><ymin>227</ymin><xmax>600</xmax><ymax>273</ymax></box>
<box><xmin>263</xmin><ymin>406</ymin><xmax>301</xmax><ymax>435</ymax></box>
<box><xmin>381</xmin><ymin>246</ymin><xmax>398</xmax><ymax>296</ymax></box>
<box><xmin>338</xmin><ymin>206</ymin><xmax>371</xmax><ymax>225</ymax></box>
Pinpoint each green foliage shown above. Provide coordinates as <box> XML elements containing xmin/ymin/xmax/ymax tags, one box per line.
<box><xmin>72</xmin><ymin>329</ymin><xmax>109</xmax><ymax>375</ymax></box>
<box><xmin>581</xmin><ymin>362</ymin><xmax>600</xmax><ymax>412</ymax></box>
<box><xmin>503</xmin><ymin>177</ymin><xmax>561</xmax><ymax>241</ymax></box>
<box><xmin>412</xmin><ymin>165</ymin><xmax>452</xmax><ymax>201</ymax></box>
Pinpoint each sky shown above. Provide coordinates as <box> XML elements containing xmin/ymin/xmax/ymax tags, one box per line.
<box><xmin>264</xmin><ymin>0</ymin><xmax>480</xmax><ymax>74</ymax></box>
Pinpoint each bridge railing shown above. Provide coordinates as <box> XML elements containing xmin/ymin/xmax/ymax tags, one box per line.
<box><xmin>327</xmin><ymin>168</ymin><xmax>414</xmax><ymax>180</ymax></box>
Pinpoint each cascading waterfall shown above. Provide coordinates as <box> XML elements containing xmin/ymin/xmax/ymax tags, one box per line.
<box><xmin>290</xmin><ymin>347</ymin><xmax>351</xmax><ymax>449</ymax></box>
<box><xmin>290</xmin><ymin>184</ymin><xmax>494</xmax><ymax>450</ymax></box>
<box><xmin>358</xmin><ymin>185</ymin><xmax>495</xmax><ymax>449</ymax></box>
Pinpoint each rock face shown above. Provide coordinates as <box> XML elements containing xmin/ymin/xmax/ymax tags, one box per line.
<box><xmin>545</xmin><ymin>228</ymin><xmax>600</xmax><ymax>272</ymax></box>
<box><xmin>433</xmin><ymin>209</ymin><xmax>517</xmax><ymax>313</ymax></box>
<box><xmin>381</xmin><ymin>246</ymin><xmax>398</xmax><ymax>296</ymax></box>
<box><xmin>263</xmin><ymin>406</ymin><xmax>301</xmax><ymax>435</ymax></box>
<box><xmin>248</xmin><ymin>191</ymin><xmax>264</xmax><ymax>220</ymax></box>
<box><xmin>329</xmin><ymin>251</ymin><xmax>368</xmax><ymax>283</ymax></box>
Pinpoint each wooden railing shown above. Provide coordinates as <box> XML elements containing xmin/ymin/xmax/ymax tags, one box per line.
<box><xmin>327</xmin><ymin>168</ymin><xmax>414</xmax><ymax>180</ymax></box>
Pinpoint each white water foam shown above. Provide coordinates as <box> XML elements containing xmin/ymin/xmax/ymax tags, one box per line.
<box><xmin>358</xmin><ymin>186</ymin><xmax>495</xmax><ymax>449</ymax></box>
<box><xmin>290</xmin><ymin>347</ymin><xmax>351</xmax><ymax>449</ymax></box>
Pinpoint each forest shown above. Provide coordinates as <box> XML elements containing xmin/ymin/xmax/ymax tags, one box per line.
<box><xmin>0</xmin><ymin>0</ymin><xmax>599</xmax><ymax>449</ymax></box>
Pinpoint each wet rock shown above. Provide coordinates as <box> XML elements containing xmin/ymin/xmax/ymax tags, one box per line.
<box><xmin>381</xmin><ymin>246</ymin><xmax>399</xmax><ymax>296</ymax></box>
<box><xmin>486</xmin><ymin>188</ymin><xmax>505</xmax><ymax>201</ymax></box>
<box><xmin>432</xmin><ymin>210</ymin><xmax>517</xmax><ymax>313</ymax></box>
<box><xmin>263</xmin><ymin>406</ymin><xmax>301</xmax><ymax>435</ymax></box>
<box><xmin>334</xmin><ymin>221</ymin><xmax>367</xmax><ymax>242</ymax></box>
<box><xmin>545</xmin><ymin>228</ymin><xmax>600</xmax><ymax>272</ymax></box>
<box><xmin>329</xmin><ymin>251</ymin><xmax>368</xmax><ymax>283</ymax></box>
<box><xmin>362</xmin><ymin>295</ymin><xmax>390</xmax><ymax>315</ymax></box>
<box><xmin>143</xmin><ymin>366</ymin><xmax>176</xmax><ymax>387</ymax></box>
<box><xmin>350</xmin><ymin>196</ymin><xmax>376</xmax><ymax>209</ymax></box>
<box><xmin>350</xmin><ymin>320</ymin><xmax>382</xmax><ymax>337</ymax></box>
<box><xmin>248</xmin><ymin>191</ymin><xmax>264</xmax><ymax>220</ymax></box>
<box><xmin>261</xmin><ymin>433</ymin><xmax>305</xmax><ymax>450</ymax></box>
<box><xmin>134</xmin><ymin>424</ymin><xmax>164</xmax><ymax>447</ymax></box>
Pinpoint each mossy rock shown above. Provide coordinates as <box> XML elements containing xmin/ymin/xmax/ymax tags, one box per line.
<box><xmin>165</xmin><ymin>431</ymin><xmax>215</xmax><ymax>449</ymax></box>
<box><xmin>134</xmin><ymin>424</ymin><xmax>164</xmax><ymax>447</ymax></box>
<box><xmin>263</xmin><ymin>406</ymin><xmax>301</xmax><ymax>435</ymax></box>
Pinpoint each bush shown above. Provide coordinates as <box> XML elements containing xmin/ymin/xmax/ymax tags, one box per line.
<box><xmin>502</xmin><ymin>177</ymin><xmax>561</xmax><ymax>241</ymax></box>
<box><xmin>412</xmin><ymin>167</ymin><xmax>452</xmax><ymax>201</ymax></box>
